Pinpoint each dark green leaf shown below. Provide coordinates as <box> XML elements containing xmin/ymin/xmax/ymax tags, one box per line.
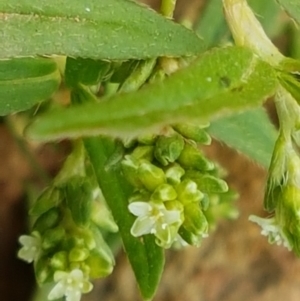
<box><xmin>0</xmin><ymin>0</ymin><xmax>203</xmax><ymax>59</ymax></box>
<box><xmin>84</xmin><ymin>137</ymin><xmax>164</xmax><ymax>300</ymax></box>
<box><xmin>0</xmin><ymin>57</ymin><xmax>60</xmax><ymax>115</ymax></box>
<box><xmin>27</xmin><ymin>47</ymin><xmax>278</xmax><ymax>141</ymax></box>
<box><xmin>208</xmin><ymin>108</ymin><xmax>277</xmax><ymax>168</ymax></box>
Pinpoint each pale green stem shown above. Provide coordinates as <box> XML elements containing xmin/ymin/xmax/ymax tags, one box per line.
<box><xmin>160</xmin><ymin>0</ymin><xmax>177</xmax><ymax>18</ymax></box>
<box><xmin>222</xmin><ymin>0</ymin><xmax>283</xmax><ymax>66</ymax></box>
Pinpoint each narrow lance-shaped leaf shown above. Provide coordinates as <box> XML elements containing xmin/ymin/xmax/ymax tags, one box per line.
<box><xmin>0</xmin><ymin>0</ymin><xmax>203</xmax><ymax>59</ymax></box>
<box><xmin>84</xmin><ymin>137</ymin><xmax>164</xmax><ymax>300</ymax></box>
<box><xmin>209</xmin><ymin>108</ymin><xmax>277</xmax><ymax>168</ymax></box>
<box><xmin>0</xmin><ymin>57</ymin><xmax>60</xmax><ymax>115</ymax></box>
<box><xmin>27</xmin><ymin>46</ymin><xmax>278</xmax><ymax>141</ymax></box>
<box><xmin>276</xmin><ymin>0</ymin><xmax>300</xmax><ymax>25</ymax></box>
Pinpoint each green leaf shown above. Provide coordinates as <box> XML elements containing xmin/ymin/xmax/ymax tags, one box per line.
<box><xmin>208</xmin><ymin>108</ymin><xmax>277</xmax><ymax>168</ymax></box>
<box><xmin>0</xmin><ymin>0</ymin><xmax>203</xmax><ymax>59</ymax></box>
<box><xmin>84</xmin><ymin>137</ymin><xmax>164</xmax><ymax>300</ymax></box>
<box><xmin>0</xmin><ymin>57</ymin><xmax>60</xmax><ymax>115</ymax></box>
<box><xmin>27</xmin><ymin>46</ymin><xmax>278</xmax><ymax>141</ymax></box>
<box><xmin>195</xmin><ymin>0</ymin><xmax>229</xmax><ymax>48</ymax></box>
<box><xmin>276</xmin><ymin>0</ymin><xmax>300</xmax><ymax>24</ymax></box>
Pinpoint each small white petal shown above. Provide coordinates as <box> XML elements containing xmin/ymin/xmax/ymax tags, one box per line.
<box><xmin>131</xmin><ymin>216</ymin><xmax>155</xmax><ymax>236</ymax></box>
<box><xmin>128</xmin><ymin>202</ymin><xmax>152</xmax><ymax>216</ymax></box>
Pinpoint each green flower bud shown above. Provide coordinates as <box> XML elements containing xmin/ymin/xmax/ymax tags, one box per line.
<box><xmin>50</xmin><ymin>251</ymin><xmax>68</xmax><ymax>271</ymax></box>
<box><xmin>42</xmin><ymin>226</ymin><xmax>66</xmax><ymax>250</ymax></box>
<box><xmin>91</xmin><ymin>200</ymin><xmax>118</xmax><ymax>233</ymax></box>
<box><xmin>151</xmin><ymin>184</ymin><xmax>177</xmax><ymax>202</ymax></box>
<box><xmin>30</xmin><ymin>187</ymin><xmax>61</xmax><ymax>216</ymax></box>
<box><xmin>183</xmin><ymin>203</ymin><xmax>208</xmax><ymax>238</ymax></box>
<box><xmin>90</xmin><ymin>226</ymin><xmax>115</xmax><ymax>264</ymax></box>
<box><xmin>178</xmin><ymin>226</ymin><xmax>202</xmax><ymax>246</ymax></box>
<box><xmin>138</xmin><ymin>162</ymin><xmax>166</xmax><ymax>191</ymax></box>
<box><xmin>165</xmin><ymin>163</ymin><xmax>185</xmax><ymax>185</ymax></box>
<box><xmin>176</xmin><ymin>179</ymin><xmax>204</xmax><ymax>205</ymax></box>
<box><xmin>177</xmin><ymin>142</ymin><xmax>214</xmax><ymax>171</ymax></box>
<box><xmin>184</xmin><ymin>170</ymin><xmax>228</xmax><ymax>193</ymax></box>
<box><xmin>86</xmin><ymin>250</ymin><xmax>114</xmax><ymax>278</ymax></box>
<box><xmin>137</xmin><ymin>134</ymin><xmax>157</xmax><ymax>145</ymax></box>
<box><xmin>35</xmin><ymin>256</ymin><xmax>54</xmax><ymax>285</ymax></box>
<box><xmin>33</xmin><ymin>207</ymin><xmax>61</xmax><ymax>234</ymax></box>
<box><xmin>131</xmin><ymin>145</ymin><xmax>154</xmax><ymax>162</ymax></box>
<box><xmin>69</xmin><ymin>247</ymin><xmax>90</xmax><ymax>262</ymax></box>
<box><xmin>121</xmin><ymin>155</ymin><xmax>143</xmax><ymax>188</ymax></box>
<box><xmin>154</xmin><ymin>133</ymin><xmax>184</xmax><ymax>166</ymax></box>
<box><xmin>276</xmin><ymin>185</ymin><xmax>300</xmax><ymax>255</ymax></box>
<box><xmin>65</xmin><ymin>177</ymin><xmax>93</xmax><ymax>227</ymax></box>
<box><xmin>173</xmin><ymin>123</ymin><xmax>211</xmax><ymax>145</ymax></box>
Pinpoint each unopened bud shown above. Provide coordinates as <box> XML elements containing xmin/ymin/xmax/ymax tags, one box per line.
<box><xmin>138</xmin><ymin>162</ymin><xmax>166</xmax><ymax>191</ymax></box>
<box><xmin>33</xmin><ymin>208</ymin><xmax>61</xmax><ymax>234</ymax></box>
<box><xmin>42</xmin><ymin>226</ymin><xmax>66</xmax><ymax>250</ymax></box>
<box><xmin>151</xmin><ymin>184</ymin><xmax>177</xmax><ymax>202</ymax></box>
<box><xmin>69</xmin><ymin>247</ymin><xmax>90</xmax><ymax>262</ymax></box>
<box><xmin>30</xmin><ymin>187</ymin><xmax>61</xmax><ymax>216</ymax></box>
<box><xmin>177</xmin><ymin>142</ymin><xmax>214</xmax><ymax>171</ymax></box>
<box><xmin>154</xmin><ymin>133</ymin><xmax>185</xmax><ymax>166</ymax></box>
<box><xmin>176</xmin><ymin>179</ymin><xmax>204</xmax><ymax>205</ymax></box>
<box><xmin>50</xmin><ymin>251</ymin><xmax>68</xmax><ymax>271</ymax></box>
<box><xmin>173</xmin><ymin>123</ymin><xmax>211</xmax><ymax>145</ymax></box>
<box><xmin>165</xmin><ymin>163</ymin><xmax>185</xmax><ymax>185</ymax></box>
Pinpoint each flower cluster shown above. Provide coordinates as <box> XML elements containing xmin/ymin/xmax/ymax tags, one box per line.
<box><xmin>122</xmin><ymin>124</ymin><xmax>236</xmax><ymax>248</ymax></box>
<box><xmin>18</xmin><ymin>142</ymin><xmax>116</xmax><ymax>301</ymax></box>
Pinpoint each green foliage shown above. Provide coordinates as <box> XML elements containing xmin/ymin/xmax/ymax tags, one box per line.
<box><xmin>209</xmin><ymin>108</ymin><xmax>277</xmax><ymax>168</ymax></box>
<box><xmin>26</xmin><ymin>46</ymin><xmax>277</xmax><ymax>141</ymax></box>
<box><xmin>0</xmin><ymin>58</ymin><xmax>60</xmax><ymax>115</ymax></box>
<box><xmin>0</xmin><ymin>0</ymin><xmax>203</xmax><ymax>59</ymax></box>
<box><xmin>84</xmin><ymin>137</ymin><xmax>164</xmax><ymax>300</ymax></box>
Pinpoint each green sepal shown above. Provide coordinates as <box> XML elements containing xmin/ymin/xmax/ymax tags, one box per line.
<box><xmin>178</xmin><ymin>226</ymin><xmax>201</xmax><ymax>246</ymax></box>
<box><xmin>154</xmin><ymin>133</ymin><xmax>185</xmax><ymax>166</ymax></box>
<box><xmin>65</xmin><ymin>57</ymin><xmax>113</xmax><ymax>88</ymax></box>
<box><xmin>30</xmin><ymin>187</ymin><xmax>61</xmax><ymax>216</ymax></box>
<box><xmin>69</xmin><ymin>247</ymin><xmax>90</xmax><ymax>262</ymax></box>
<box><xmin>177</xmin><ymin>142</ymin><xmax>214</xmax><ymax>171</ymax></box>
<box><xmin>131</xmin><ymin>145</ymin><xmax>154</xmax><ymax>162</ymax></box>
<box><xmin>138</xmin><ymin>162</ymin><xmax>166</xmax><ymax>192</ymax></box>
<box><xmin>86</xmin><ymin>249</ymin><xmax>114</xmax><ymax>279</ymax></box>
<box><xmin>173</xmin><ymin>123</ymin><xmax>211</xmax><ymax>145</ymax></box>
<box><xmin>42</xmin><ymin>226</ymin><xmax>66</xmax><ymax>250</ymax></box>
<box><xmin>50</xmin><ymin>251</ymin><xmax>68</xmax><ymax>271</ymax></box>
<box><xmin>32</xmin><ymin>207</ymin><xmax>61</xmax><ymax>234</ymax></box>
<box><xmin>184</xmin><ymin>170</ymin><xmax>228</xmax><ymax>193</ymax></box>
<box><xmin>34</xmin><ymin>256</ymin><xmax>54</xmax><ymax>285</ymax></box>
<box><xmin>183</xmin><ymin>203</ymin><xmax>208</xmax><ymax>237</ymax></box>
<box><xmin>121</xmin><ymin>156</ymin><xmax>143</xmax><ymax>188</ymax></box>
<box><xmin>64</xmin><ymin>177</ymin><xmax>93</xmax><ymax>227</ymax></box>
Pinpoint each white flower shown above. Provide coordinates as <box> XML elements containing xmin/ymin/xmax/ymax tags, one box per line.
<box><xmin>249</xmin><ymin>215</ymin><xmax>292</xmax><ymax>250</ymax></box>
<box><xmin>128</xmin><ymin>201</ymin><xmax>182</xmax><ymax>247</ymax></box>
<box><xmin>18</xmin><ymin>231</ymin><xmax>42</xmax><ymax>263</ymax></box>
<box><xmin>48</xmin><ymin>269</ymin><xmax>93</xmax><ymax>301</ymax></box>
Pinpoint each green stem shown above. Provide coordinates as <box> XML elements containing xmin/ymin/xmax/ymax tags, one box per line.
<box><xmin>160</xmin><ymin>0</ymin><xmax>177</xmax><ymax>18</ymax></box>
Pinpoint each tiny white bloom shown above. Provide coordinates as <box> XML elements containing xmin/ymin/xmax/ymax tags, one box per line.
<box><xmin>18</xmin><ymin>231</ymin><xmax>42</xmax><ymax>263</ymax></box>
<box><xmin>249</xmin><ymin>215</ymin><xmax>292</xmax><ymax>250</ymax></box>
<box><xmin>128</xmin><ymin>201</ymin><xmax>182</xmax><ymax>247</ymax></box>
<box><xmin>48</xmin><ymin>269</ymin><xmax>93</xmax><ymax>301</ymax></box>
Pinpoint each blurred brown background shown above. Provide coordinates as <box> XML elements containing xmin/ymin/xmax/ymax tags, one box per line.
<box><xmin>2</xmin><ymin>0</ymin><xmax>300</xmax><ymax>301</ymax></box>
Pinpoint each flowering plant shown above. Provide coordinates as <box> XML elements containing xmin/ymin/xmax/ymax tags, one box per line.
<box><xmin>1</xmin><ymin>0</ymin><xmax>300</xmax><ymax>300</ymax></box>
